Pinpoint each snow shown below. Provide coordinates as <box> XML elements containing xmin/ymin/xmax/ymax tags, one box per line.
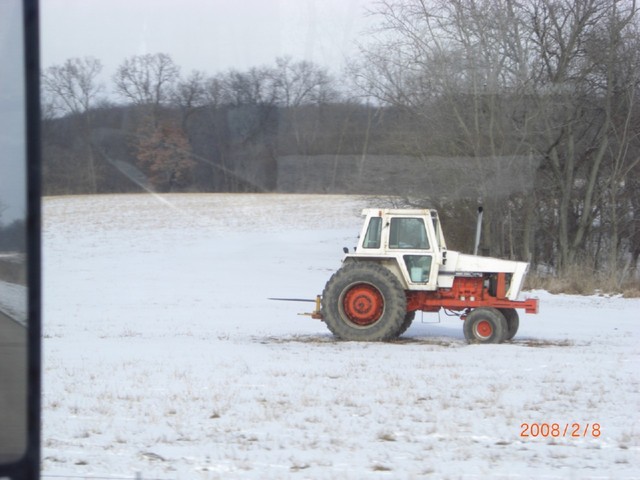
<box><xmin>41</xmin><ymin>193</ymin><xmax>640</xmax><ymax>479</ymax></box>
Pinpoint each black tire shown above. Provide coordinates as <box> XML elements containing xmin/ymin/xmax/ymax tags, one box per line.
<box><xmin>499</xmin><ymin>308</ymin><xmax>519</xmax><ymax>340</ymax></box>
<box><xmin>463</xmin><ymin>308</ymin><xmax>508</xmax><ymax>344</ymax></box>
<box><xmin>395</xmin><ymin>311</ymin><xmax>416</xmax><ymax>337</ymax></box>
<box><xmin>321</xmin><ymin>262</ymin><xmax>407</xmax><ymax>341</ymax></box>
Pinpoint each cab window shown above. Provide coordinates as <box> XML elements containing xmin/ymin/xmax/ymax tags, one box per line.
<box><xmin>362</xmin><ymin>216</ymin><xmax>382</xmax><ymax>249</ymax></box>
<box><xmin>389</xmin><ymin>218</ymin><xmax>429</xmax><ymax>250</ymax></box>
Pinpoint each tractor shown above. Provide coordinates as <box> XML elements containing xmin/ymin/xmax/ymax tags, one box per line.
<box><xmin>309</xmin><ymin>208</ymin><xmax>538</xmax><ymax>343</ymax></box>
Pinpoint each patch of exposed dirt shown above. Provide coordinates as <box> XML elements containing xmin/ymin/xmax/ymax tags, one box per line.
<box><xmin>257</xmin><ymin>335</ymin><xmax>583</xmax><ymax>348</ymax></box>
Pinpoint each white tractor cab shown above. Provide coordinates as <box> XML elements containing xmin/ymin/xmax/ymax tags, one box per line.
<box><xmin>316</xmin><ymin>208</ymin><xmax>538</xmax><ymax>343</ymax></box>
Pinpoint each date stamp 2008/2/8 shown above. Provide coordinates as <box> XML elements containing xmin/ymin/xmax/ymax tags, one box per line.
<box><xmin>520</xmin><ymin>423</ymin><xmax>601</xmax><ymax>438</ymax></box>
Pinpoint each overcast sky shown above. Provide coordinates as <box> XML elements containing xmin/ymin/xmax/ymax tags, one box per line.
<box><xmin>41</xmin><ymin>0</ymin><xmax>377</xmax><ymax>84</ymax></box>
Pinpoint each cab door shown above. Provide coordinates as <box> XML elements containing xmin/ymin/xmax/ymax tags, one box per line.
<box><xmin>387</xmin><ymin>217</ymin><xmax>439</xmax><ymax>288</ymax></box>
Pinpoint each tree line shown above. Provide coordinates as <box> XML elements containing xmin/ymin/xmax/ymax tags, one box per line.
<box><xmin>41</xmin><ymin>0</ymin><xmax>640</xmax><ymax>287</ymax></box>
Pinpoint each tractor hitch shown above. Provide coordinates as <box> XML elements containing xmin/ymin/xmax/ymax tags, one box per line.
<box><xmin>268</xmin><ymin>295</ymin><xmax>322</xmax><ymax>319</ymax></box>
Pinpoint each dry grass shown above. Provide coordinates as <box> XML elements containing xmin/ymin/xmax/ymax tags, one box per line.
<box><xmin>622</xmin><ymin>284</ymin><xmax>640</xmax><ymax>298</ymax></box>
<box><xmin>371</xmin><ymin>464</ymin><xmax>392</xmax><ymax>472</ymax></box>
<box><xmin>259</xmin><ymin>335</ymin><xmax>579</xmax><ymax>348</ymax></box>
<box><xmin>257</xmin><ymin>334</ymin><xmax>468</xmax><ymax>347</ymax></box>
<box><xmin>377</xmin><ymin>431</ymin><xmax>397</xmax><ymax>442</ymax></box>
<box><xmin>526</xmin><ymin>265</ymin><xmax>640</xmax><ymax>297</ymax></box>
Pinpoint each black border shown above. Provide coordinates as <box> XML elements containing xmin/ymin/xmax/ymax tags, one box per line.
<box><xmin>0</xmin><ymin>0</ymin><xmax>41</xmax><ymax>478</ymax></box>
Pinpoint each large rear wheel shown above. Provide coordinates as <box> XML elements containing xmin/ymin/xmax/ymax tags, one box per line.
<box><xmin>463</xmin><ymin>308</ymin><xmax>508</xmax><ymax>344</ymax></box>
<box><xmin>321</xmin><ymin>262</ymin><xmax>406</xmax><ymax>341</ymax></box>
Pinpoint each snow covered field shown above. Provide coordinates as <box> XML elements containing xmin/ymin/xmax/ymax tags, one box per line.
<box><xmin>41</xmin><ymin>194</ymin><xmax>639</xmax><ymax>479</ymax></box>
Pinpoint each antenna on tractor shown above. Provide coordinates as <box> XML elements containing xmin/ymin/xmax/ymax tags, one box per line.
<box><xmin>473</xmin><ymin>206</ymin><xmax>483</xmax><ymax>256</ymax></box>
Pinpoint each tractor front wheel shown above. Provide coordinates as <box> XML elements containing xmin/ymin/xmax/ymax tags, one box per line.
<box><xmin>463</xmin><ymin>308</ymin><xmax>508</xmax><ymax>344</ymax></box>
<box><xmin>395</xmin><ymin>311</ymin><xmax>416</xmax><ymax>338</ymax></box>
<box><xmin>499</xmin><ymin>308</ymin><xmax>519</xmax><ymax>340</ymax></box>
<box><xmin>321</xmin><ymin>262</ymin><xmax>406</xmax><ymax>341</ymax></box>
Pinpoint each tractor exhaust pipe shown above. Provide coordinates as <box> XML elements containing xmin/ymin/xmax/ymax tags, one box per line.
<box><xmin>473</xmin><ymin>206</ymin><xmax>483</xmax><ymax>256</ymax></box>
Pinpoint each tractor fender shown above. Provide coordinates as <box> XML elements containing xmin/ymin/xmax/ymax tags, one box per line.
<box><xmin>342</xmin><ymin>255</ymin><xmax>409</xmax><ymax>289</ymax></box>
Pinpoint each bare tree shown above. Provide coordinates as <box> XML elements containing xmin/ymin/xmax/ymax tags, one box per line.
<box><xmin>172</xmin><ymin>70</ymin><xmax>208</xmax><ymax>128</ymax></box>
<box><xmin>204</xmin><ymin>75</ymin><xmax>226</xmax><ymax>107</ymax></box>
<box><xmin>42</xmin><ymin>56</ymin><xmax>104</xmax><ymax>116</ymax></box>
<box><xmin>269</xmin><ymin>57</ymin><xmax>339</xmax><ymax>153</ymax></box>
<box><xmin>42</xmin><ymin>56</ymin><xmax>105</xmax><ymax>192</ymax></box>
<box><xmin>586</xmin><ymin>3</ymin><xmax>640</xmax><ymax>278</ymax></box>
<box><xmin>272</xmin><ymin>56</ymin><xmax>337</xmax><ymax>107</ymax></box>
<box><xmin>353</xmin><ymin>0</ymin><xmax>640</xmax><ymax>280</ymax></box>
<box><xmin>113</xmin><ymin>53</ymin><xmax>180</xmax><ymax>119</ymax></box>
<box><xmin>353</xmin><ymin>0</ymin><xmax>540</xmax><ymax>257</ymax></box>
<box><xmin>527</xmin><ymin>0</ymin><xmax>638</xmax><ymax>271</ymax></box>
<box><xmin>221</xmin><ymin>67</ymin><xmax>277</xmax><ymax>106</ymax></box>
